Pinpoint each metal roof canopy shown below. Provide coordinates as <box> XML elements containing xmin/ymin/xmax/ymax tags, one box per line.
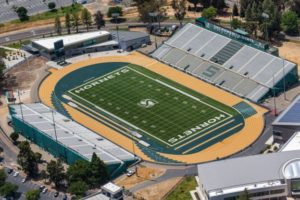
<box><xmin>197</xmin><ymin>150</ymin><xmax>300</xmax><ymax>192</ymax></box>
<box><xmin>10</xmin><ymin>103</ymin><xmax>135</xmax><ymax>164</ymax></box>
<box><xmin>273</xmin><ymin>95</ymin><xmax>300</xmax><ymax>126</ymax></box>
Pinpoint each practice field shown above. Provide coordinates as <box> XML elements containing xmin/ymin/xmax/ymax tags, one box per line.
<box><xmin>39</xmin><ymin>52</ymin><xmax>268</xmax><ymax>164</ymax></box>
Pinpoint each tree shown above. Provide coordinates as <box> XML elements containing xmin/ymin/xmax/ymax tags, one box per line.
<box><xmin>48</xmin><ymin>2</ymin><xmax>56</xmax><ymax>11</ymax></box>
<box><xmin>239</xmin><ymin>0</ymin><xmax>250</xmax><ymax>17</ymax></box>
<box><xmin>0</xmin><ymin>59</ymin><xmax>5</xmax><ymax>88</ymax></box>
<box><xmin>172</xmin><ymin>0</ymin><xmax>186</xmax><ymax>27</ymax></box>
<box><xmin>65</xmin><ymin>13</ymin><xmax>71</xmax><ymax>34</ymax></box>
<box><xmin>39</xmin><ymin>169</ymin><xmax>47</xmax><ymax>181</ymax></box>
<box><xmin>54</xmin><ymin>16</ymin><xmax>62</xmax><ymax>35</ymax></box>
<box><xmin>81</xmin><ymin>8</ymin><xmax>92</xmax><ymax>31</ymax></box>
<box><xmin>25</xmin><ymin>189</ymin><xmax>40</xmax><ymax>200</ymax></box>
<box><xmin>0</xmin><ymin>169</ymin><xmax>7</xmax><ymax>187</ymax></box>
<box><xmin>201</xmin><ymin>6</ymin><xmax>217</xmax><ymax>19</ymax></box>
<box><xmin>259</xmin><ymin>0</ymin><xmax>282</xmax><ymax>40</ymax></box>
<box><xmin>67</xmin><ymin>160</ymin><xmax>90</xmax><ymax>184</ymax></box>
<box><xmin>94</xmin><ymin>11</ymin><xmax>105</xmax><ymax>30</ymax></box>
<box><xmin>68</xmin><ymin>181</ymin><xmax>88</xmax><ymax>198</ymax></box>
<box><xmin>0</xmin><ymin>183</ymin><xmax>18</xmax><ymax>198</ymax></box>
<box><xmin>107</xmin><ymin>6</ymin><xmax>123</xmax><ymax>18</ymax></box>
<box><xmin>281</xmin><ymin>11</ymin><xmax>299</xmax><ymax>35</ymax></box>
<box><xmin>239</xmin><ymin>188</ymin><xmax>250</xmax><ymax>200</ymax></box>
<box><xmin>134</xmin><ymin>0</ymin><xmax>166</xmax><ymax>22</ymax></box>
<box><xmin>17</xmin><ymin>141</ymin><xmax>38</xmax><ymax>177</ymax></box>
<box><xmin>200</xmin><ymin>0</ymin><xmax>210</xmax><ymax>8</ymax></box>
<box><xmin>34</xmin><ymin>152</ymin><xmax>42</xmax><ymax>163</ymax></box>
<box><xmin>211</xmin><ymin>0</ymin><xmax>226</xmax><ymax>14</ymax></box>
<box><xmin>71</xmin><ymin>13</ymin><xmax>80</xmax><ymax>33</ymax></box>
<box><xmin>10</xmin><ymin>132</ymin><xmax>19</xmax><ymax>144</ymax></box>
<box><xmin>88</xmin><ymin>153</ymin><xmax>109</xmax><ymax>188</ymax></box>
<box><xmin>15</xmin><ymin>6</ymin><xmax>29</xmax><ymax>21</ymax></box>
<box><xmin>230</xmin><ymin>18</ymin><xmax>242</xmax><ymax>29</ymax></box>
<box><xmin>233</xmin><ymin>3</ymin><xmax>239</xmax><ymax>16</ymax></box>
<box><xmin>245</xmin><ymin>4</ymin><xmax>252</xmax><ymax>21</ymax></box>
<box><xmin>47</xmin><ymin>159</ymin><xmax>66</xmax><ymax>188</ymax></box>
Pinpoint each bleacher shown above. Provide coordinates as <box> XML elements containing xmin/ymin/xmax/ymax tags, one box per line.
<box><xmin>152</xmin><ymin>23</ymin><xmax>297</xmax><ymax>102</ymax></box>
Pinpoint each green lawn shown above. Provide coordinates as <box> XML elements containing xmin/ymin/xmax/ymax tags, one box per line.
<box><xmin>165</xmin><ymin>176</ymin><xmax>197</xmax><ymax>200</ymax></box>
<box><xmin>67</xmin><ymin>64</ymin><xmax>239</xmax><ymax>148</ymax></box>
<box><xmin>5</xmin><ymin>40</ymin><xmax>30</xmax><ymax>49</ymax></box>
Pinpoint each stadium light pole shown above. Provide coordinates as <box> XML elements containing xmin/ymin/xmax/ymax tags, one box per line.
<box><xmin>51</xmin><ymin>109</ymin><xmax>58</xmax><ymax>142</ymax></box>
<box><xmin>149</xmin><ymin>12</ymin><xmax>158</xmax><ymax>49</ymax></box>
<box><xmin>262</xmin><ymin>13</ymin><xmax>269</xmax><ymax>42</ymax></box>
<box><xmin>272</xmin><ymin>73</ymin><xmax>277</xmax><ymax>116</ymax></box>
<box><xmin>282</xmin><ymin>58</ymin><xmax>287</xmax><ymax>101</ymax></box>
<box><xmin>17</xmin><ymin>90</ymin><xmax>24</xmax><ymax>122</ymax></box>
<box><xmin>112</xmin><ymin>13</ymin><xmax>120</xmax><ymax>49</ymax></box>
<box><xmin>131</xmin><ymin>131</ymin><xmax>138</xmax><ymax>177</ymax></box>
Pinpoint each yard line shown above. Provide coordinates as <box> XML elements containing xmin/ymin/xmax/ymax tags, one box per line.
<box><xmin>183</xmin><ymin>123</ymin><xmax>244</xmax><ymax>154</ymax></box>
<box><xmin>174</xmin><ymin>119</ymin><xmax>236</xmax><ymax>150</ymax></box>
<box><xmin>69</xmin><ymin>90</ymin><xmax>173</xmax><ymax>147</ymax></box>
<box><xmin>128</xmin><ymin>66</ymin><xmax>232</xmax><ymax>117</ymax></box>
<box><xmin>67</xmin><ymin>65</ymin><xmax>236</xmax><ymax>147</ymax></box>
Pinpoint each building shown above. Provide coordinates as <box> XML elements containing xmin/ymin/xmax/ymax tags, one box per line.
<box><xmin>32</xmin><ymin>31</ymin><xmax>113</xmax><ymax>59</ymax></box>
<box><xmin>272</xmin><ymin>95</ymin><xmax>300</xmax><ymax>142</ymax></box>
<box><xmin>81</xmin><ymin>182</ymin><xmax>124</xmax><ymax>200</ymax></box>
<box><xmin>9</xmin><ymin>103</ymin><xmax>137</xmax><ymax>177</ymax></box>
<box><xmin>152</xmin><ymin>18</ymin><xmax>298</xmax><ymax>102</ymax></box>
<box><xmin>192</xmin><ymin>150</ymin><xmax>300</xmax><ymax>200</ymax></box>
<box><xmin>28</xmin><ymin>30</ymin><xmax>150</xmax><ymax>60</ymax></box>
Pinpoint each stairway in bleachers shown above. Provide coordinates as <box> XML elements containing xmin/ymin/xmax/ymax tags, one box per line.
<box><xmin>210</xmin><ymin>40</ymin><xmax>244</xmax><ymax>65</ymax></box>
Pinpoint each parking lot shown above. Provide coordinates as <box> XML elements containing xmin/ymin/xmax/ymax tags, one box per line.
<box><xmin>0</xmin><ymin>0</ymin><xmax>74</xmax><ymax>23</ymax></box>
<box><xmin>5</xmin><ymin>167</ymin><xmax>67</xmax><ymax>200</ymax></box>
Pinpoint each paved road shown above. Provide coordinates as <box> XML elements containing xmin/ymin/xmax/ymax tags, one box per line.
<box><xmin>130</xmin><ymin>165</ymin><xmax>198</xmax><ymax>192</ymax></box>
<box><xmin>0</xmin><ymin>128</ymin><xmax>66</xmax><ymax>200</ymax></box>
<box><xmin>0</xmin><ymin>22</ymin><xmax>178</xmax><ymax>45</ymax></box>
<box><xmin>0</xmin><ymin>0</ymin><xmax>74</xmax><ymax>23</ymax></box>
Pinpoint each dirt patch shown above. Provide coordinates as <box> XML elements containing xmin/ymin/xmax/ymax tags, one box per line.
<box><xmin>133</xmin><ymin>177</ymin><xmax>183</xmax><ymax>200</ymax></box>
<box><xmin>114</xmin><ymin>166</ymin><xmax>166</xmax><ymax>189</ymax></box>
<box><xmin>5</xmin><ymin>57</ymin><xmax>48</xmax><ymax>90</ymax></box>
<box><xmin>277</xmin><ymin>41</ymin><xmax>300</xmax><ymax>71</ymax></box>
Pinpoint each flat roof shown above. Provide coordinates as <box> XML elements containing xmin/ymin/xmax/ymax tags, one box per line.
<box><xmin>10</xmin><ymin>103</ymin><xmax>135</xmax><ymax>164</ymax></box>
<box><xmin>273</xmin><ymin>95</ymin><xmax>300</xmax><ymax>126</ymax></box>
<box><xmin>111</xmin><ymin>31</ymin><xmax>149</xmax><ymax>42</ymax></box>
<box><xmin>280</xmin><ymin>132</ymin><xmax>300</xmax><ymax>152</ymax></box>
<box><xmin>197</xmin><ymin>150</ymin><xmax>300</xmax><ymax>193</ymax></box>
<box><xmin>32</xmin><ymin>31</ymin><xmax>110</xmax><ymax>51</ymax></box>
<box><xmin>81</xmin><ymin>193</ymin><xmax>109</xmax><ymax>200</ymax></box>
<box><xmin>101</xmin><ymin>182</ymin><xmax>122</xmax><ymax>194</ymax></box>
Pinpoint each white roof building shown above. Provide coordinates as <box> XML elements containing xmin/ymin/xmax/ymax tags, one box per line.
<box><xmin>191</xmin><ymin>150</ymin><xmax>300</xmax><ymax>200</ymax></box>
<box><xmin>32</xmin><ymin>31</ymin><xmax>111</xmax><ymax>51</ymax></box>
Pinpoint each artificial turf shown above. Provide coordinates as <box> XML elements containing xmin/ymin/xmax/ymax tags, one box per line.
<box><xmin>67</xmin><ymin>64</ymin><xmax>240</xmax><ymax>147</ymax></box>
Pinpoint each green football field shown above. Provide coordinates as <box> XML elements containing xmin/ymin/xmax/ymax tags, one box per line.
<box><xmin>66</xmin><ymin>64</ymin><xmax>241</xmax><ymax>149</ymax></box>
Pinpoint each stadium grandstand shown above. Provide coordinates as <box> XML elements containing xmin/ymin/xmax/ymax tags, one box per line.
<box><xmin>152</xmin><ymin>18</ymin><xmax>298</xmax><ymax>102</ymax></box>
<box><xmin>9</xmin><ymin>103</ymin><xmax>136</xmax><ymax>177</ymax></box>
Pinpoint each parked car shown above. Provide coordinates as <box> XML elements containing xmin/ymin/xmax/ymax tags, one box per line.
<box><xmin>54</xmin><ymin>191</ymin><xmax>59</xmax><ymax>197</ymax></box>
<box><xmin>7</xmin><ymin>168</ymin><xmax>13</xmax><ymax>174</ymax></box>
<box><xmin>21</xmin><ymin>178</ymin><xmax>26</xmax><ymax>183</ymax></box>
<box><xmin>126</xmin><ymin>169</ymin><xmax>135</xmax><ymax>177</ymax></box>
<box><xmin>42</xmin><ymin>188</ymin><xmax>48</xmax><ymax>193</ymax></box>
<box><xmin>13</xmin><ymin>171</ymin><xmax>19</xmax><ymax>177</ymax></box>
<box><xmin>39</xmin><ymin>185</ymin><xmax>45</xmax><ymax>191</ymax></box>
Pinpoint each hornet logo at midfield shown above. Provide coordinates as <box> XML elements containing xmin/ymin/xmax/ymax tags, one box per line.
<box><xmin>137</xmin><ymin>99</ymin><xmax>158</xmax><ymax>108</ymax></box>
